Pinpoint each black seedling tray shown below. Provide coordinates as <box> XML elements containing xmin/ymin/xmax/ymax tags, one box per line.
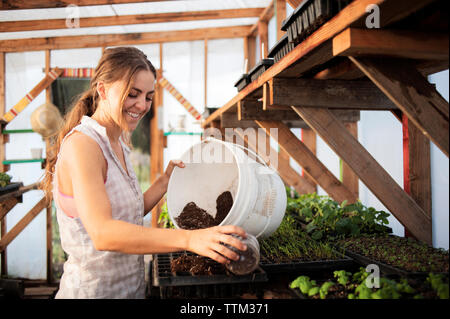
<box><xmin>0</xmin><ymin>182</ymin><xmax>23</xmax><ymax>196</ymax></box>
<box><xmin>282</xmin><ymin>0</ymin><xmax>352</xmax><ymax>45</ymax></box>
<box><xmin>259</xmin><ymin>252</ymin><xmax>355</xmax><ymax>274</ymax></box>
<box><xmin>234</xmin><ymin>74</ymin><xmax>251</xmax><ymax>92</ymax></box>
<box><xmin>248</xmin><ymin>59</ymin><xmax>274</xmax><ymax>83</ymax></box>
<box><xmin>268</xmin><ymin>33</ymin><xmax>295</xmax><ymax>63</ymax></box>
<box><xmin>337</xmin><ymin>246</ymin><xmax>448</xmax><ymax>278</ymax></box>
<box><xmin>152</xmin><ymin>251</ymin><xmax>268</xmax><ymax>287</ymax></box>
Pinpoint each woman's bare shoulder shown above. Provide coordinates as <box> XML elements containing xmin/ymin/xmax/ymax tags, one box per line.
<box><xmin>59</xmin><ymin>131</ymin><xmax>105</xmax><ymax>170</ymax></box>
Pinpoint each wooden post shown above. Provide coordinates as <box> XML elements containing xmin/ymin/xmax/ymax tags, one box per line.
<box><xmin>45</xmin><ymin>49</ymin><xmax>53</xmax><ymax>283</ymax></box>
<box><xmin>150</xmin><ymin>44</ymin><xmax>165</xmax><ymax>228</ymax></box>
<box><xmin>204</xmin><ymin>38</ymin><xmax>208</xmax><ymax>108</ymax></box>
<box><xmin>0</xmin><ymin>51</ymin><xmax>7</xmax><ymax>276</ymax></box>
<box><xmin>258</xmin><ymin>21</ymin><xmax>268</xmax><ymax>59</ymax></box>
<box><xmin>403</xmin><ymin>115</ymin><xmax>432</xmax><ymax>242</ymax></box>
<box><xmin>246</xmin><ymin>36</ymin><xmax>256</xmax><ymax>71</ymax></box>
<box><xmin>275</xmin><ymin>0</ymin><xmax>286</xmax><ymax>41</ymax></box>
<box><xmin>301</xmin><ymin>128</ymin><xmax>317</xmax><ymax>192</ymax></box>
<box><xmin>342</xmin><ymin>122</ymin><xmax>359</xmax><ymax>199</ymax></box>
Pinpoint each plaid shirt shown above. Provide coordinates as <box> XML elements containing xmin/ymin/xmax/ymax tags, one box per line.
<box><xmin>53</xmin><ymin>116</ymin><xmax>146</xmax><ymax>299</ymax></box>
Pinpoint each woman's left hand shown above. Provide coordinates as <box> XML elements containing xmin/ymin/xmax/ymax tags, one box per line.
<box><xmin>163</xmin><ymin>159</ymin><xmax>185</xmax><ymax>183</ymax></box>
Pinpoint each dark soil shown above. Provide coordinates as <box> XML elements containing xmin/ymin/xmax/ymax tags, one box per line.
<box><xmin>175</xmin><ymin>202</ymin><xmax>216</xmax><ymax>230</ymax></box>
<box><xmin>337</xmin><ymin>234</ymin><xmax>449</xmax><ymax>273</ymax></box>
<box><xmin>170</xmin><ymin>254</ymin><xmax>226</xmax><ymax>276</ymax></box>
<box><xmin>175</xmin><ymin>191</ymin><xmax>233</xmax><ymax>230</ymax></box>
<box><xmin>227</xmin><ymin>247</ymin><xmax>258</xmax><ymax>275</ymax></box>
<box><xmin>215</xmin><ymin>191</ymin><xmax>233</xmax><ymax>225</ymax></box>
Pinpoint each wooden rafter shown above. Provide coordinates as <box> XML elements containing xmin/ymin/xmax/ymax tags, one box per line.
<box><xmin>0</xmin><ymin>8</ymin><xmax>264</xmax><ymax>32</ymax></box>
<box><xmin>350</xmin><ymin>56</ymin><xmax>449</xmax><ymax>157</ymax></box>
<box><xmin>1</xmin><ymin>68</ymin><xmax>63</xmax><ymax>124</ymax></box>
<box><xmin>268</xmin><ymin>78</ymin><xmax>396</xmax><ymax>110</ymax></box>
<box><xmin>0</xmin><ymin>0</ymin><xmax>179</xmax><ymax>10</ymax></box>
<box><xmin>249</xmin><ymin>0</ymin><xmax>274</xmax><ymax>36</ymax></box>
<box><xmin>0</xmin><ymin>197</ymin><xmax>48</xmax><ymax>253</ymax></box>
<box><xmin>292</xmin><ymin>106</ymin><xmax>432</xmax><ymax>244</ymax></box>
<box><xmin>333</xmin><ymin>28</ymin><xmax>449</xmax><ymax>61</ymax></box>
<box><xmin>0</xmin><ymin>26</ymin><xmax>251</xmax><ymax>53</ymax></box>
<box><xmin>286</xmin><ymin>0</ymin><xmax>305</xmax><ymax>9</ymax></box>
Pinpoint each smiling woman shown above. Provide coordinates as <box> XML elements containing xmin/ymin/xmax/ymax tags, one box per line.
<box><xmin>38</xmin><ymin>46</ymin><xmax>247</xmax><ymax>299</ymax></box>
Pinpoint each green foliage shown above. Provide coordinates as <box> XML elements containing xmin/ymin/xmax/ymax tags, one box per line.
<box><xmin>259</xmin><ymin>214</ymin><xmax>342</xmax><ymax>263</ymax></box>
<box><xmin>290</xmin><ymin>267</ymin><xmax>448</xmax><ymax>300</ymax></box>
<box><xmin>0</xmin><ymin>172</ymin><xmax>11</xmax><ymax>187</ymax></box>
<box><xmin>427</xmin><ymin>273</ymin><xmax>449</xmax><ymax>299</ymax></box>
<box><xmin>286</xmin><ymin>193</ymin><xmax>391</xmax><ymax>241</ymax></box>
<box><xmin>158</xmin><ymin>202</ymin><xmax>175</xmax><ymax>229</ymax></box>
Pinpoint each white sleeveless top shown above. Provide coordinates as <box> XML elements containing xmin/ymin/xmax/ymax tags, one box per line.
<box><xmin>53</xmin><ymin>116</ymin><xmax>146</xmax><ymax>299</ymax></box>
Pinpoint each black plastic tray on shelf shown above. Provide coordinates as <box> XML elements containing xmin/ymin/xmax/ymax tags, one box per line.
<box><xmin>268</xmin><ymin>33</ymin><xmax>295</xmax><ymax>63</ymax></box>
<box><xmin>259</xmin><ymin>252</ymin><xmax>355</xmax><ymax>274</ymax></box>
<box><xmin>152</xmin><ymin>251</ymin><xmax>268</xmax><ymax>287</ymax></box>
<box><xmin>0</xmin><ymin>182</ymin><xmax>23</xmax><ymax>196</ymax></box>
<box><xmin>234</xmin><ymin>74</ymin><xmax>251</xmax><ymax>92</ymax></box>
<box><xmin>282</xmin><ymin>0</ymin><xmax>352</xmax><ymax>45</ymax></box>
<box><xmin>248</xmin><ymin>59</ymin><xmax>274</xmax><ymax>83</ymax></box>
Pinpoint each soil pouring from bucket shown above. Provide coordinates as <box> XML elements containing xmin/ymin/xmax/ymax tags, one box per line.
<box><xmin>175</xmin><ymin>191</ymin><xmax>233</xmax><ymax>230</ymax></box>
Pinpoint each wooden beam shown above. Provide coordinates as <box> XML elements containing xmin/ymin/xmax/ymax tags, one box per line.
<box><xmin>0</xmin><ymin>52</ymin><xmax>6</xmax><ymax>173</ymax></box>
<box><xmin>276</xmin><ymin>0</ymin><xmax>286</xmax><ymax>41</ymax></box>
<box><xmin>204</xmin><ymin>39</ymin><xmax>208</xmax><ymax>108</ymax></box>
<box><xmin>249</xmin><ymin>0</ymin><xmax>274</xmax><ymax>36</ymax></box>
<box><xmin>256</xmin><ymin>120</ymin><xmax>357</xmax><ymax>204</ymax></box>
<box><xmin>239</xmin><ymin>99</ymin><xmax>361</xmax><ymax>122</ymax></box>
<box><xmin>0</xmin><ymin>197</ymin><xmax>48</xmax><ymax>253</ymax></box>
<box><xmin>1</xmin><ymin>0</ymin><xmax>182</xmax><ymax>10</ymax></box>
<box><xmin>403</xmin><ymin>116</ymin><xmax>432</xmax><ymax>242</ymax></box>
<box><xmin>0</xmin><ymin>198</ymin><xmax>19</xmax><ymax>222</ymax></box>
<box><xmin>286</xmin><ymin>0</ymin><xmax>305</xmax><ymax>9</ymax></box>
<box><xmin>0</xmin><ymin>8</ymin><xmax>264</xmax><ymax>32</ymax></box>
<box><xmin>342</xmin><ymin>122</ymin><xmax>359</xmax><ymax>199</ymax></box>
<box><xmin>292</xmin><ymin>106</ymin><xmax>432</xmax><ymax>244</ymax></box>
<box><xmin>232</xmin><ymin>127</ymin><xmax>316</xmax><ymax>194</ymax></box>
<box><xmin>333</xmin><ymin>28</ymin><xmax>449</xmax><ymax>61</ymax></box>
<box><xmin>258</xmin><ymin>21</ymin><xmax>269</xmax><ymax>59</ymax></box>
<box><xmin>350</xmin><ymin>56</ymin><xmax>449</xmax><ymax>157</ymax></box>
<box><xmin>0</xmin><ymin>26</ymin><xmax>252</xmax><ymax>53</ymax></box>
<box><xmin>301</xmin><ymin>128</ymin><xmax>317</xmax><ymax>192</ymax></box>
<box><xmin>270</xmin><ymin>77</ymin><xmax>397</xmax><ymax>110</ymax></box>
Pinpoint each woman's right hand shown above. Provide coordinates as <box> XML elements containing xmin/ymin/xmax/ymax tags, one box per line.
<box><xmin>186</xmin><ymin>225</ymin><xmax>248</xmax><ymax>264</ymax></box>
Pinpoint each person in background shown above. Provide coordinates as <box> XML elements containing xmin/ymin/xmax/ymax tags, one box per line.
<box><xmin>41</xmin><ymin>47</ymin><xmax>247</xmax><ymax>299</ymax></box>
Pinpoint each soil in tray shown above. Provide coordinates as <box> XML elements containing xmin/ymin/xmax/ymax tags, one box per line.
<box><xmin>337</xmin><ymin>234</ymin><xmax>449</xmax><ymax>273</ymax></box>
<box><xmin>170</xmin><ymin>254</ymin><xmax>227</xmax><ymax>276</ymax></box>
<box><xmin>175</xmin><ymin>191</ymin><xmax>233</xmax><ymax>230</ymax></box>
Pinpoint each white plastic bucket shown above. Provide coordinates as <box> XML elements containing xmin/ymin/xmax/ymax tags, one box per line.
<box><xmin>167</xmin><ymin>138</ymin><xmax>286</xmax><ymax>238</ymax></box>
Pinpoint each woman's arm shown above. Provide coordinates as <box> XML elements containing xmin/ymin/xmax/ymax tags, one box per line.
<box><xmin>64</xmin><ymin>135</ymin><xmax>246</xmax><ymax>263</ymax></box>
<box><xmin>143</xmin><ymin>160</ymin><xmax>184</xmax><ymax>229</ymax></box>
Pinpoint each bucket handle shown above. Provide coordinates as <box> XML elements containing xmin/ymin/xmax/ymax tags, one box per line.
<box><xmin>205</xmin><ymin>137</ymin><xmax>272</xmax><ymax>171</ymax></box>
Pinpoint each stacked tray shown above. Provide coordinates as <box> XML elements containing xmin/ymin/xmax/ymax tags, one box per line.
<box><xmin>281</xmin><ymin>0</ymin><xmax>352</xmax><ymax>45</ymax></box>
<box><xmin>234</xmin><ymin>74</ymin><xmax>251</xmax><ymax>92</ymax></box>
<box><xmin>268</xmin><ymin>33</ymin><xmax>295</xmax><ymax>63</ymax></box>
<box><xmin>248</xmin><ymin>58</ymin><xmax>274</xmax><ymax>83</ymax></box>
<box><xmin>259</xmin><ymin>253</ymin><xmax>356</xmax><ymax>274</ymax></box>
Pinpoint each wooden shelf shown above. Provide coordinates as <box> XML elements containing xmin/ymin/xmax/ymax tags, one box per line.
<box><xmin>2</xmin><ymin>159</ymin><xmax>44</xmax><ymax>165</ymax></box>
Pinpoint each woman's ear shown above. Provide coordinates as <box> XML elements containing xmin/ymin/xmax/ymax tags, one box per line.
<box><xmin>96</xmin><ymin>81</ymin><xmax>107</xmax><ymax>100</ymax></box>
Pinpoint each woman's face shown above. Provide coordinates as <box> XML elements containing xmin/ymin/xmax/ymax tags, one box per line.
<box><xmin>104</xmin><ymin>69</ymin><xmax>155</xmax><ymax>132</ymax></box>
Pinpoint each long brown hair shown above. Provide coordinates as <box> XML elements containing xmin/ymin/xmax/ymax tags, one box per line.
<box><xmin>40</xmin><ymin>47</ymin><xmax>156</xmax><ymax>201</ymax></box>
